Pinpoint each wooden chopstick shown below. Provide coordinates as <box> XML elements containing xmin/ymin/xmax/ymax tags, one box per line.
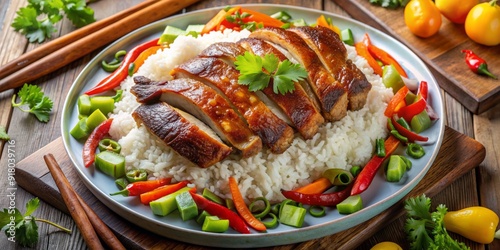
<box><xmin>0</xmin><ymin>0</ymin><xmax>160</xmax><ymax>81</ymax></box>
<box><xmin>0</xmin><ymin>0</ymin><xmax>201</xmax><ymax>93</ymax></box>
<box><xmin>44</xmin><ymin>154</ymin><xmax>104</xmax><ymax>250</ymax></box>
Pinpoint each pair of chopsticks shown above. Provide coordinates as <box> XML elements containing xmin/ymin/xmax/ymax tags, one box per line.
<box><xmin>44</xmin><ymin>154</ymin><xmax>125</xmax><ymax>250</ymax></box>
<box><xmin>0</xmin><ymin>0</ymin><xmax>201</xmax><ymax>93</ymax></box>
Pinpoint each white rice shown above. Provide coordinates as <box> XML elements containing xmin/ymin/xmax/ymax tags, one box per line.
<box><xmin>109</xmin><ymin>29</ymin><xmax>393</xmax><ymax>202</ymax></box>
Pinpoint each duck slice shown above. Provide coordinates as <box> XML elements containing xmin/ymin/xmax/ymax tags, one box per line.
<box><xmin>131</xmin><ymin>76</ymin><xmax>262</xmax><ymax>158</ymax></box>
<box><xmin>236</xmin><ymin>38</ymin><xmax>325</xmax><ymax>139</ymax></box>
<box><xmin>289</xmin><ymin>26</ymin><xmax>371</xmax><ymax>111</ymax></box>
<box><xmin>250</xmin><ymin>26</ymin><xmax>348</xmax><ymax>122</ymax></box>
<box><xmin>132</xmin><ymin>102</ymin><xmax>232</xmax><ymax>168</ymax></box>
<box><xmin>171</xmin><ymin>57</ymin><xmax>294</xmax><ymax>154</ymax></box>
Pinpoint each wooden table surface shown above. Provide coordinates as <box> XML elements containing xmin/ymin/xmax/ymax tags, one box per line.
<box><xmin>0</xmin><ymin>0</ymin><xmax>498</xmax><ymax>249</ymax></box>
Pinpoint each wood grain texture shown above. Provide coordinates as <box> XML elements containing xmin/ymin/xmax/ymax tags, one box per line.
<box><xmin>13</xmin><ymin>127</ymin><xmax>485</xmax><ymax>250</ymax></box>
<box><xmin>332</xmin><ymin>0</ymin><xmax>500</xmax><ymax>114</ymax></box>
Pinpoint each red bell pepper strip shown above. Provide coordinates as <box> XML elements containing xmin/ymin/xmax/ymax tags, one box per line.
<box><xmin>391</xmin><ymin>116</ymin><xmax>429</xmax><ymax>142</ymax></box>
<box><xmin>201</xmin><ymin>6</ymin><xmax>241</xmax><ymax>34</ymax></box>
<box><xmin>384</xmin><ymin>86</ymin><xmax>409</xmax><ymax>117</ymax></box>
<box><xmin>281</xmin><ymin>183</ymin><xmax>353</xmax><ymax>207</ymax></box>
<box><xmin>228</xmin><ymin>176</ymin><xmax>267</xmax><ymax>232</ymax></box>
<box><xmin>85</xmin><ymin>38</ymin><xmax>160</xmax><ymax>96</ymax></box>
<box><xmin>139</xmin><ymin>180</ymin><xmax>190</xmax><ymax>205</ymax></box>
<box><xmin>293</xmin><ymin>177</ymin><xmax>332</xmax><ymax>195</ymax></box>
<box><xmin>397</xmin><ymin>97</ymin><xmax>427</xmax><ymax>122</ymax></box>
<box><xmin>461</xmin><ymin>50</ymin><xmax>497</xmax><ymax>79</ymax></box>
<box><xmin>110</xmin><ymin>178</ymin><xmax>172</xmax><ymax>196</ymax></box>
<box><xmin>417</xmin><ymin>80</ymin><xmax>428</xmax><ymax>101</ymax></box>
<box><xmin>355</xmin><ymin>35</ymin><xmax>383</xmax><ymax>76</ymax></box>
<box><xmin>364</xmin><ymin>33</ymin><xmax>408</xmax><ymax>78</ymax></box>
<box><xmin>191</xmin><ymin>193</ymin><xmax>251</xmax><ymax>234</ymax></box>
<box><xmin>83</xmin><ymin>118</ymin><xmax>113</xmax><ymax>168</ymax></box>
<box><xmin>351</xmin><ymin>135</ymin><xmax>400</xmax><ymax>195</ymax></box>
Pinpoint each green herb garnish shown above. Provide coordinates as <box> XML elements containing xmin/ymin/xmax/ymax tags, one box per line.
<box><xmin>404</xmin><ymin>194</ymin><xmax>470</xmax><ymax>250</ymax></box>
<box><xmin>12</xmin><ymin>84</ymin><xmax>54</xmax><ymax>123</ymax></box>
<box><xmin>235</xmin><ymin>52</ymin><xmax>307</xmax><ymax>95</ymax></box>
<box><xmin>0</xmin><ymin>198</ymin><xmax>71</xmax><ymax>247</ymax></box>
<box><xmin>11</xmin><ymin>0</ymin><xmax>95</xmax><ymax>43</ymax></box>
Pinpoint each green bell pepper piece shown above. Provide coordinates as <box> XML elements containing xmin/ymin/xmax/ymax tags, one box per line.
<box><xmin>70</xmin><ymin>117</ymin><xmax>89</xmax><ymax>140</ymax></box>
<box><xmin>196</xmin><ymin>210</ymin><xmax>211</xmax><ymax>225</ymax></box>
<box><xmin>86</xmin><ymin>109</ymin><xmax>107</xmax><ymax>132</ymax></box>
<box><xmin>90</xmin><ymin>96</ymin><xmax>115</xmax><ymax>116</ymax></box>
<box><xmin>149</xmin><ymin>187</ymin><xmax>192</xmax><ymax>216</ymax></box>
<box><xmin>382</xmin><ymin>64</ymin><xmax>405</xmax><ymax>94</ymax></box>
<box><xmin>98</xmin><ymin>138</ymin><xmax>121</xmax><ymax>154</ymax></box>
<box><xmin>78</xmin><ymin>94</ymin><xmax>92</xmax><ymax>116</ymax></box>
<box><xmin>385</xmin><ymin>155</ymin><xmax>407</xmax><ymax>182</ymax></box>
<box><xmin>341</xmin><ymin>28</ymin><xmax>354</xmax><ymax>46</ymax></box>
<box><xmin>336</xmin><ymin>195</ymin><xmax>363</xmax><ymax>214</ymax></box>
<box><xmin>202</xmin><ymin>216</ymin><xmax>229</xmax><ymax>233</ymax></box>
<box><xmin>279</xmin><ymin>204</ymin><xmax>306</xmax><ymax>228</ymax></box>
<box><xmin>175</xmin><ymin>191</ymin><xmax>198</xmax><ymax>221</ymax></box>
<box><xmin>411</xmin><ymin>110</ymin><xmax>432</xmax><ymax>133</ymax></box>
<box><xmin>202</xmin><ymin>188</ymin><xmax>224</xmax><ymax>205</ymax></box>
<box><xmin>95</xmin><ymin>151</ymin><xmax>125</xmax><ymax>179</ymax></box>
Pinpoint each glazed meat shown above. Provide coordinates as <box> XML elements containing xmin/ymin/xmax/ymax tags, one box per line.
<box><xmin>132</xmin><ymin>102</ymin><xmax>232</xmax><ymax>168</ymax></box>
<box><xmin>171</xmin><ymin>57</ymin><xmax>295</xmax><ymax>153</ymax></box>
<box><xmin>250</xmin><ymin>27</ymin><xmax>348</xmax><ymax>122</ymax></box>
<box><xmin>131</xmin><ymin>76</ymin><xmax>262</xmax><ymax>158</ymax></box>
<box><xmin>199</xmin><ymin>42</ymin><xmax>246</xmax><ymax>64</ymax></box>
<box><xmin>289</xmin><ymin>26</ymin><xmax>371</xmax><ymax>111</ymax></box>
<box><xmin>236</xmin><ymin>38</ymin><xmax>325</xmax><ymax>139</ymax></box>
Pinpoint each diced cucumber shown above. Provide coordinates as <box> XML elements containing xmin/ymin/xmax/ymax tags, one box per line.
<box><xmin>382</xmin><ymin>64</ymin><xmax>405</xmax><ymax>94</ymax></box>
<box><xmin>175</xmin><ymin>191</ymin><xmax>198</xmax><ymax>221</ymax></box>
<box><xmin>340</xmin><ymin>28</ymin><xmax>354</xmax><ymax>46</ymax></box>
<box><xmin>411</xmin><ymin>110</ymin><xmax>432</xmax><ymax>133</ymax></box>
<box><xmin>149</xmin><ymin>187</ymin><xmax>192</xmax><ymax>216</ymax></box>
<box><xmin>336</xmin><ymin>195</ymin><xmax>363</xmax><ymax>214</ymax></box>
<box><xmin>89</xmin><ymin>96</ymin><xmax>115</xmax><ymax>116</ymax></box>
<box><xmin>279</xmin><ymin>204</ymin><xmax>306</xmax><ymax>228</ymax></box>
<box><xmin>202</xmin><ymin>216</ymin><xmax>229</xmax><ymax>233</ymax></box>
<box><xmin>95</xmin><ymin>151</ymin><xmax>125</xmax><ymax>179</ymax></box>
<box><xmin>78</xmin><ymin>94</ymin><xmax>92</xmax><ymax>116</ymax></box>
<box><xmin>70</xmin><ymin>117</ymin><xmax>89</xmax><ymax>140</ymax></box>
<box><xmin>202</xmin><ymin>188</ymin><xmax>224</xmax><ymax>205</ymax></box>
<box><xmin>196</xmin><ymin>210</ymin><xmax>211</xmax><ymax>225</ymax></box>
<box><xmin>86</xmin><ymin>109</ymin><xmax>107</xmax><ymax>131</ymax></box>
<box><xmin>158</xmin><ymin>25</ymin><xmax>187</xmax><ymax>45</ymax></box>
<box><xmin>185</xmin><ymin>24</ymin><xmax>204</xmax><ymax>37</ymax></box>
<box><xmin>291</xmin><ymin>18</ymin><xmax>307</xmax><ymax>27</ymax></box>
<box><xmin>385</xmin><ymin>155</ymin><xmax>407</xmax><ymax>182</ymax></box>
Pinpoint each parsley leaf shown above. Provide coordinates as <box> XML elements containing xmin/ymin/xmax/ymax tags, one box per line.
<box><xmin>0</xmin><ymin>125</ymin><xmax>9</xmax><ymax>141</ymax></box>
<box><xmin>11</xmin><ymin>0</ymin><xmax>95</xmax><ymax>43</ymax></box>
<box><xmin>11</xmin><ymin>84</ymin><xmax>54</xmax><ymax>123</ymax></box>
<box><xmin>235</xmin><ymin>52</ymin><xmax>307</xmax><ymax>95</ymax></box>
<box><xmin>0</xmin><ymin>197</ymin><xmax>71</xmax><ymax>247</ymax></box>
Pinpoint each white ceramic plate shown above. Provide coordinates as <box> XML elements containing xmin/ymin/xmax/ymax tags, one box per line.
<box><xmin>62</xmin><ymin>4</ymin><xmax>445</xmax><ymax>248</ymax></box>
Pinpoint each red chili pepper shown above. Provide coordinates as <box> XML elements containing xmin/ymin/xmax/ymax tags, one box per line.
<box><xmin>417</xmin><ymin>80</ymin><xmax>428</xmax><ymax>101</ymax></box>
<box><xmin>364</xmin><ymin>33</ymin><xmax>408</xmax><ymax>78</ymax></box>
<box><xmin>351</xmin><ymin>135</ymin><xmax>400</xmax><ymax>195</ymax></box>
<box><xmin>384</xmin><ymin>85</ymin><xmax>409</xmax><ymax>117</ymax></box>
<box><xmin>85</xmin><ymin>38</ymin><xmax>160</xmax><ymax>95</ymax></box>
<box><xmin>110</xmin><ymin>178</ymin><xmax>172</xmax><ymax>196</ymax></box>
<box><xmin>355</xmin><ymin>35</ymin><xmax>383</xmax><ymax>76</ymax></box>
<box><xmin>83</xmin><ymin>118</ymin><xmax>113</xmax><ymax>168</ymax></box>
<box><xmin>191</xmin><ymin>193</ymin><xmax>251</xmax><ymax>234</ymax></box>
<box><xmin>391</xmin><ymin>116</ymin><xmax>429</xmax><ymax>142</ymax></box>
<box><xmin>139</xmin><ymin>180</ymin><xmax>190</xmax><ymax>205</ymax></box>
<box><xmin>461</xmin><ymin>49</ymin><xmax>497</xmax><ymax>79</ymax></box>
<box><xmin>281</xmin><ymin>183</ymin><xmax>353</xmax><ymax>207</ymax></box>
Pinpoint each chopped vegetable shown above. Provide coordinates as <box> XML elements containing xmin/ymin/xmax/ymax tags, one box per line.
<box><xmin>78</xmin><ymin>95</ymin><xmax>92</xmax><ymax>116</ymax></box>
<box><xmin>411</xmin><ymin>110</ymin><xmax>432</xmax><ymax>133</ymax></box>
<box><xmin>70</xmin><ymin>117</ymin><xmax>90</xmax><ymax>140</ymax></box>
<box><xmin>202</xmin><ymin>188</ymin><xmax>225</xmax><ymax>205</ymax></box>
<box><xmin>340</xmin><ymin>28</ymin><xmax>354</xmax><ymax>46</ymax></box>
<box><xmin>11</xmin><ymin>84</ymin><xmax>53</xmax><ymax>122</ymax></box>
<box><xmin>382</xmin><ymin>64</ymin><xmax>406</xmax><ymax>93</ymax></box>
<box><xmin>391</xmin><ymin>116</ymin><xmax>429</xmax><ymax>142</ymax></box>
<box><xmin>85</xmin><ymin>38</ymin><xmax>160</xmax><ymax>96</ymax></box>
<box><xmin>279</xmin><ymin>203</ymin><xmax>307</xmax><ymax>227</ymax></box>
<box><xmin>228</xmin><ymin>176</ymin><xmax>267</xmax><ymax>232</ymax></box>
<box><xmin>308</xmin><ymin>206</ymin><xmax>326</xmax><ymax>217</ymax></box>
<box><xmin>351</xmin><ymin>135</ymin><xmax>400</xmax><ymax>195</ymax></box>
<box><xmin>201</xmin><ymin>6</ymin><xmax>241</xmax><ymax>34</ymax></box>
<box><xmin>384</xmin><ymin>85</ymin><xmax>409</xmax><ymax>117</ymax></box>
<box><xmin>293</xmin><ymin>177</ymin><xmax>332</xmax><ymax>195</ymax></box>
<box><xmin>98</xmin><ymin>139</ymin><xmax>121</xmax><ymax>154</ymax></box>
<box><xmin>95</xmin><ymin>150</ymin><xmax>125</xmax><ymax>179</ymax></box>
<box><xmin>202</xmin><ymin>216</ymin><xmax>229</xmax><ymax>233</ymax></box>
<box><xmin>191</xmin><ymin>193</ymin><xmax>251</xmax><ymax>234</ymax></box>
<box><xmin>139</xmin><ymin>180</ymin><xmax>190</xmax><ymax>205</ymax></box>
<box><xmin>89</xmin><ymin>96</ymin><xmax>115</xmax><ymax>116</ymax></box>
<box><xmin>149</xmin><ymin>187</ymin><xmax>193</xmax><ymax>216</ymax></box>
<box><xmin>385</xmin><ymin>155</ymin><xmax>408</xmax><ymax>182</ymax></box>
<box><xmin>85</xmin><ymin>109</ymin><xmax>107</xmax><ymax>132</ymax></box>
<box><xmin>316</xmin><ymin>15</ymin><xmax>340</xmax><ymax>35</ymax></box>
<box><xmin>260</xmin><ymin>213</ymin><xmax>279</xmax><ymax>228</ymax></box>
<box><xmin>443</xmin><ymin>206</ymin><xmax>500</xmax><ymax>244</ymax></box>
<box><xmin>125</xmin><ymin>169</ymin><xmax>147</xmax><ymax>183</ymax></box>
<box><xmin>235</xmin><ymin>51</ymin><xmax>307</xmax><ymax>95</ymax></box>
<box><xmin>101</xmin><ymin>50</ymin><xmax>126</xmax><ymax>72</ymax></box>
<box><xmin>365</xmin><ymin>33</ymin><xmax>407</xmax><ymax>77</ymax></box>
<box><xmin>322</xmin><ymin>169</ymin><xmax>354</xmax><ymax>185</ymax></box>
<box><xmin>0</xmin><ymin>197</ymin><xmax>71</xmax><ymax>247</ymax></box>
<box><xmin>336</xmin><ymin>195</ymin><xmax>363</xmax><ymax>214</ymax></box>
<box><xmin>375</xmin><ymin>138</ymin><xmax>386</xmax><ymax>157</ymax></box>
<box><xmin>355</xmin><ymin>35</ymin><xmax>383</xmax><ymax>76</ymax></box>
<box><xmin>404</xmin><ymin>194</ymin><xmax>469</xmax><ymax>250</ymax></box>
<box><xmin>176</xmin><ymin>191</ymin><xmax>199</xmax><ymax>221</ymax></box>
<box><xmin>350</xmin><ymin>166</ymin><xmax>361</xmax><ymax>177</ymax></box>
<box><xmin>196</xmin><ymin>210</ymin><xmax>211</xmax><ymax>225</ymax></box>
<box><xmin>11</xmin><ymin>0</ymin><xmax>95</xmax><ymax>43</ymax></box>
<box><xmin>248</xmin><ymin>197</ymin><xmax>271</xmax><ymax>219</ymax></box>
<box><xmin>114</xmin><ymin>177</ymin><xmax>128</xmax><ymax>190</ymax></box>
<box><xmin>406</xmin><ymin>143</ymin><xmax>425</xmax><ymax>159</ymax></box>
<box><xmin>461</xmin><ymin>49</ymin><xmax>497</xmax><ymax>79</ymax></box>
<box><xmin>82</xmin><ymin>118</ymin><xmax>113</xmax><ymax>168</ymax></box>
<box><xmin>281</xmin><ymin>183</ymin><xmax>353</xmax><ymax>206</ymax></box>
<box><xmin>110</xmin><ymin>178</ymin><xmax>171</xmax><ymax>196</ymax></box>
<box><xmin>158</xmin><ymin>26</ymin><xmax>188</xmax><ymax>45</ymax></box>
<box><xmin>270</xmin><ymin>11</ymin><xmax>292</xmax><ymax>22</ymax></box>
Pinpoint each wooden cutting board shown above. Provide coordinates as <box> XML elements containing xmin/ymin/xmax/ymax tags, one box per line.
<box><xmin>332</xmin><ymin>0</ymin><xmax>500</xmax><ymax>114</ymax></box>
<box><xmin>15</xmin><ymin>126</ymin><xmax>485</xmax><ymax>249</ymax></box>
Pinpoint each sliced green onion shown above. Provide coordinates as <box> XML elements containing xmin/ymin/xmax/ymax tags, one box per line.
<box><xmin>375</xmin><ymin>138</ymin><xmax>386</xmax><ymax>157</ymax></box>
<box><xmin>249</xmin><ymin>197</ymin><xmax>271</xmax><ymax>219</ymax></box>
<box><xmin>391</xmin><ymin>130</ymin><xmax>408</xmax><ymax>143</ymax></box>
<box><xmin>270</xmin><ymin>203</ymin><xmax>280</xmax><ymax>215</ymax></box>
<box><xmin>260</xmin><ymin>213</ymin><xmax>278</xmax><ymax>229</ymax></box>
<box><xmin>322</xmin><ymin>168</ymin><xmax>354</xmax><ymax>185</ymax></box>
<box><xmin>406</xmin><ymin>143</ymin><xmax>425</xmax><ymax>159</ymax></box>
<box><xmin>350</xmin><ymin>166</ymin><xmax>361</xmax><ymax>177</ymax></box>
<box><xmin>279</xmin><ymin>199</ymin><xmax>297</xmax><ymax>218</ymax></box>
<box><xmin>387</xmin><ymin>118</ymin><xmax>396</xmax><ymax>131</ymax></box>
<box><xmin>400</xmin><ymin>155</ymin><xmax>412</xmax><ymax>170</ymax></box>
<box><xmin>396</xmin><ymin>117</ymin><xmax>411</xmax><ymax>130</ymax></box>
<box><xmin>411</xmin><ymin>110</ymin><xmax>432</xmax><ymax>133</ymax></box>
<box><xmin>309</xmin><ymin>205</ymin><xmax>326</xmax><ymax>217</ymax></box>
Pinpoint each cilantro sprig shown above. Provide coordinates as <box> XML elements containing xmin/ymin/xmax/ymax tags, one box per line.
<box><xmin>235</xmin><ymin>52</ymin><xmax>307</xmax><ymax>95</ymax></box>
<box><xmin>11</xmin><ymin>0</ymin><xmax>95</xmax><ymax>43</ymax></box>
<box><xmin>404</xmin><ymin>194</ymin><xmax>470</xmax><ymax>250</ymax></box>
<box><xmin>0</xmin><ymin>197</ymin><xmax>72</xmax><ymax>247</ymax></box>
<box><xmin>12</xmin><ymin>84</ymin><xmax>54</xmax><ymax>123</ymax></box>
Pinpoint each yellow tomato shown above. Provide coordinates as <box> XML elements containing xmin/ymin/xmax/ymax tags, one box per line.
<box><xmin>465</xmin><ymin>0</ymin><xmax>500</xmax><ymax>46</ymax></box>
<box><xmin>404</xmin><ymin>0</ymin><xmax>442</xmax><ymax>38</ymax></box>
<box><xmin>370</xmin><ymin>241</ymin><xmax>403</xmax><ymax>250</ymax></box>
<box><xmin>435</xmin><ymin>0</ymin><xmax>478</xmax><ymax>23</ymax></box>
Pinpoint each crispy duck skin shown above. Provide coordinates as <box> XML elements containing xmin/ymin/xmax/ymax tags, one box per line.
<box><xmin>171</xmin><ymin>57</ymin><xmax>294</xmax><ymax>153</ymax></box>
<box><xmin>131</xmin><ymin>76</ymin><xmax>262</xmax><ymax>158</ymax></box>
<box><xmin>132</xmin><ymin>102</ymin><xmax>232</xmax><ymax>168</ymax></box>
<box><xmin>236</xmin><ymin>38</ymin><xmax>325</xmax><ymax>139</ymax></box>
<box><xmin>250</xmin><ymin>27</ymin><xmax>348</xmax><ymax>122</ymax></box>
<box><xmin>199</xmin><ymin>42</ymin><xmax>245</xmax><ymax>63</ymax></box>
<box><xmin>289</xmin><ymin>26</ymin><xmax>371</xmax><ymax>111</ymax></box>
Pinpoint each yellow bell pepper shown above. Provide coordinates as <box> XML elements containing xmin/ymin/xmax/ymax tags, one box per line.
<box><xmin>443</xmin><ymin>206</ymin><xmax>499</xmax><ymax>244</ymax></box>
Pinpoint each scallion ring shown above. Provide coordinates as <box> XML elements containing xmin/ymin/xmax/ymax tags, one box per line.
<box><xmin>249</xmin><ymin>197</ymin><xmax>271</xmax><ymax>219</ymax></box>
<box><xmin>350</xmin><ymin>166</ymin><xmax>361</xmax><ymax>177</ymax></box>
<box><xmin>309</xmin><ymin>205</ymin><xmax>326</xmax><ymax>217</ymax></box>
<box><xmin>260</xmin><ymin>213</ymin><xmax>278</xmax><ymax>229</ymax></box>
<box><xmin>322</xmin><ymin>168</ymin><xmax>354</xmax><ymax>186</ymax></box>
<box><xmin>406</xmin><ymin>143</ymin><xmax>425</xmax><ymax>159</ymax></box>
